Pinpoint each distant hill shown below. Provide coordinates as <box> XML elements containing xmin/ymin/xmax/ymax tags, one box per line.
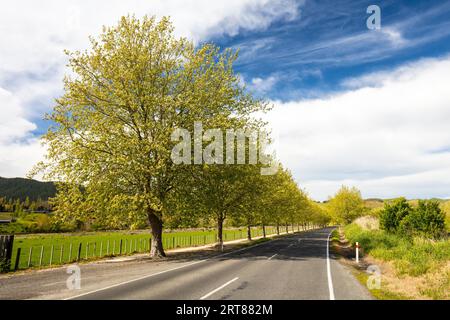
<box><xmin>0</xmin><ymin>177</ymin><xmax>56</xmax><ymax>201</ymax></box>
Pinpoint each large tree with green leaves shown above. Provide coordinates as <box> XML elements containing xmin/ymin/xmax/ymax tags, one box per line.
<box><xmin>327</xmin><ymin>186</ymin><xmax>366</xmax><ymax>224</ymax></box>
<box><xmin>32</xmin><ymin>15</ymin><xmax>266</xmax><ymax>257</ymax></box>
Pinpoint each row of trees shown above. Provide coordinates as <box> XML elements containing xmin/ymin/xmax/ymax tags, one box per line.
<box><xmin>0</xmin><ymin>197</ymin><xmax>52</xmax><ymax>216</ymax></box>
<box><xmin>32</xmin><ymin>16</ymin><xmax>330</xmax><ymax>257</ymax></box>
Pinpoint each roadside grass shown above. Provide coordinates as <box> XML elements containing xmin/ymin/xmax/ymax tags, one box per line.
<box><xmin>330</xmin><ymin>229</ymin><xmax>340</xmax><ymax>242</ymax></box>
<box><xmin>7</xmin><ymin>226</ymin><xmax>280</xmax><ymax>271</ymax></box>
<box><xmin>343</xmin><ymin>223</ymin><xmax>450</xmax><ymax>299</ymax></box>
<box><xmin>352</xmin><ymin>271</ymin><xmax>410</xmax><ymax>300</ymax></box>
<box><xmin>344</xmin><ymin>223</ymin><xmax>450</xmax><ymax>277</ymax></box>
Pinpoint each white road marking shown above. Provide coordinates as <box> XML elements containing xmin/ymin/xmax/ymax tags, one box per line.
<box><xmin>268</xmin><ymin>253</ymin><xmax>278</xmax><ymax>260</ymax></box>
<box><xmin>288</xmin><ymin>243</ymin><xmax>294</xmax><ymax>248</ymax></box>
<box><xmin>63</xmin><ymin>259</ymin><xmax>206</xmax><ymax>300</ymax></box>
<box><xmin>326</xmin><ymin>231</ymin><xmax>335</xmax><ymax>300</ymax></box>
<box><xmin>64</xmin><ymin>237</ymin><xmax>280</xmax><ymax>300</ymax></box>
<box><xmin>199</xmin><ymin>277</ymin><xmax>239</xmax><ymax>300</ymax></box>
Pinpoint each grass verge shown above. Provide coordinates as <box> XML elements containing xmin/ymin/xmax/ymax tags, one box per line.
<box><xmin>336</xmin><ymin>223</ymin><xmax>450</xmax><ymax>300</ymax></box>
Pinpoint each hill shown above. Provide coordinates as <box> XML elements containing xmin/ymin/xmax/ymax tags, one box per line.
<box><xmin>0</xmin><ymin>177</ymin><xmax>56</xmax><ymax>201</ymax></box>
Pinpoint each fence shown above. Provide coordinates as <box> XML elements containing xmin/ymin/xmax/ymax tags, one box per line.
<box><xmin>7</xmin><ymin>225</ymin><xmax>309</xmax><ymax>272</ymax></box>
<box><xmin>0</xmin><ymin>234</ymin><xmax>14</xmax><ymax>272</ymax></box>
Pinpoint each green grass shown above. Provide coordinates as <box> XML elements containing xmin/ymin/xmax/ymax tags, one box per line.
<box><xmin>344</xmin><ymin>223</ymin><xmax>450</xmax><ymax>277</ymax></box>
<box><xmin>8</xmin><ymin>226</ymin><xmax>282</xmax><ymax>271</ymax></box>
<box><xmin>0</xmin><ymin>212</ymin><xmax>12</xmax><ymax>220</ymax></box>
<box><xmin>330</xmin><ymin>229</ymin><xmax>340</xmax><ymax>242</ymax></box>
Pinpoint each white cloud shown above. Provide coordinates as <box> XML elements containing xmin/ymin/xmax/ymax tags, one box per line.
<box><xmin>0</xmin><ymin>0</ymin><xmax>301</xmax><ymax>179</ymax></box>
<box><xmin>0</xmin><ymin>87</ymin><xmax>44</xmax><ymax>177</ymax></box>
<box><xmin>248</xmin><ymin>75</ymin><xmax>280</xmax><ymax>94</ymax></box>
<box><xmin>265</xmin><ymin>56</ymin><xmax>450</xmax><ymax>200</ymax></box>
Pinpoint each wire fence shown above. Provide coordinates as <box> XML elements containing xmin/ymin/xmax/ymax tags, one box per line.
<box><xmin>9</xmin><ymin>225</ymin><xmax>304</xmax><ymax>271</ymax></box>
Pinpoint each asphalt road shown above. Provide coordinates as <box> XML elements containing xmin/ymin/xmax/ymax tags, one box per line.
<box><xmin>70</xmin><ymin>227</ymin><xmax>371</xmax><ymax>300</ymax></box>
<box><xmin>0</xmin><ymin>227</ymin><xmax>372</xmax><ymax>300</ymax></box>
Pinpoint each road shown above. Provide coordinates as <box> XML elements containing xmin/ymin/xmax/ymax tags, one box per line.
<box><xmin>0</xmin><ymin>227</ymin><xmax>372</xmax><ymax>300</ymax></box>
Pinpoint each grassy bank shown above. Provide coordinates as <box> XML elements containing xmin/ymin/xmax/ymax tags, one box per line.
<box><xmin>343</xmin><ymin>223</ymin><xmax>450</xmax><ymax>299</ymax></box>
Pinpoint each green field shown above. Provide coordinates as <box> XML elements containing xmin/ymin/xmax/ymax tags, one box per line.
<box><xmin>8</xmin><ymin>226</ymin><xmax>284</xmax><ymax>271</ymax></box>
<box><xmin>0</xmin><ymin>212</ymin><xmax>12</xmax><ymax>220</ymax></box>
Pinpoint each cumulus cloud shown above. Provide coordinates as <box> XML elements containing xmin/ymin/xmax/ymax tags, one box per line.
<box><xmin>0</xmin><ymin>0</ymin><xmax>301</xmax><ymax>178</ymax></box>
<box><xmin>265</xmin><ymin>56</ymin><xmax>450</xmax><ymax>200</ymax></box>
<box><xmin>0</xmin><ymin>87</ymin><xmax>44</xmax><ymax>177</ymax></box>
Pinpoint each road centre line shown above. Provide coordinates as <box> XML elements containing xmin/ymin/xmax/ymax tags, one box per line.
<box><xmin>199</xmin><ymin>277</ymin><xmax>239</xmax><ymax>300</ymax></box>
<box><xmin>64</xmin><ymin>234</ymin><xmax>288</xmax><ymax>300</ymax></box>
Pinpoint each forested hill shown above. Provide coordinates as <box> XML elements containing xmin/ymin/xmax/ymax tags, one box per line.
<box><xmin>0</xmin><ymin>177</ymin><xmax>56</xmax><ymax>201</ymax></box>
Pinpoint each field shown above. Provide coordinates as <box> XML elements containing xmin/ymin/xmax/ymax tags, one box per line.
<box><xmin>0</xmin><ymin>212</ymin><xmax>12</xmax><ymax>220</ymax></box>
<box><xmin>8</xmin><ymin>226</ymin><xmax>283</xmax><ymax>271</ymax></box>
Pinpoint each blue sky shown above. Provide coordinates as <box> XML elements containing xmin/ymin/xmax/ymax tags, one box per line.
<box><xmin>212</xmin><ymin>0</ymin><xmax>450</xmax><ymax>100</ymax></box>
<box><xmin>1</xmin><ymin>0</ymin><xmax>450</xmax><ymax>200</ymax></box>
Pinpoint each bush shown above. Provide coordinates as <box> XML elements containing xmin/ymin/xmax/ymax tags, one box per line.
<box><xmin>379</xmin><ymin>199</ymin><xmax>447</xmax><ymax>239</ymax></box>
<box><xmin>400</xmin><ymin>200</ymin><xmax>446</xmax><ymax>239</ymax></box>
<box><xmin>379</xmin><ymin>198</ymin><xmax>412</xmax><ymax>233</ymax></box>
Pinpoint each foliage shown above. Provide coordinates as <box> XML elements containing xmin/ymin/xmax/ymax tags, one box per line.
<box><xmin>379</xmin><ymin>198</ymin><xmax>447</xmax><ymax>239</ymax></box>
<box><xmin>0</xmin><ymin>177</ymin><xmax>56</xmax><ymax>202</ymax></box>
<box><xmin>327</xmin><ymin>186</ymin><xmax>365</xmax><ymax>224</ymax></box>
<box><xmin>400</xmin><ymin>200</ymin><xmax>446</xmax><ymax>239</ymax></box>
<box><xmin>31</xmin><ymin>15</ymin><xmax>268</xmax><ymax>256</ymax></box>
<box><xmin>379</xmin><ymin>197</ymin><xmax>412</xmax><ymax>233</ymax></box>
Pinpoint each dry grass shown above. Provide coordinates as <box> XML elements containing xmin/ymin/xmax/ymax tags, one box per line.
<box><xmin>354</xmin><ymin>216</ymin><xmax>379</xmax><ymax>230</ymax></box>
<box><xmin>362</xmin><ymin>256</ymin><xmax>450</xmax><ymax>300</ymax></box>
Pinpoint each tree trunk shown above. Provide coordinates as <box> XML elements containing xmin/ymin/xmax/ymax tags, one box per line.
<box><xmin>217</xmin><ymin>215</ymin><xmax>224</xmax><ymax>249</ymax></box>
<box><xmin>147</xmin><ymin>210</ymin><xmax>165</xmax><ymax>257</ymax></box>
<box><xmin>262</xmin><ymin>224</ymin><xmax>266</xmax><ymax>238</ymax></box>
<box><xmin>247</xmin><ymin>225</ymin><xmax>252</xmax><ymax>241</ymax></box>
<box><xmin>276</xmin><ymin>223</ymin><xmax>280</xmax><ymax>235</ymax></box>
<box><xmin>285</xmin><ymin>223</ymin><xmax>288</xmax><ymax>233</ymax></box>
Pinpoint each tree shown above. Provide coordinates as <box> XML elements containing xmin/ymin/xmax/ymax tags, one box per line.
<box><xmin>379</xmin><ymin>197</ymin><xmax>412</xmax><ymax>233</ymax></box>
<box><xmin>400</xmin><ymin>200</ymin><xmax>446</xmax><ymax>239</ymax></box>
<box><xmin>257</xmin><ymin>166</ymin><xmax>310</xmax><ymax>233</ymax></box>
<box><xmin>328</xmin><ymin>186</ymin><xmax>365</xmax><ymax>224</ymax></box>
<box><xmin>31</xmin><ymin>15</ymin><xmax>265</xmax><ymax>257</ymax></box>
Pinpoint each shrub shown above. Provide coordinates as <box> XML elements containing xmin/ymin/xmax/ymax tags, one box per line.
<box><xmin>400</xmin><ymin>200</ymin><xmax>446</xmax><ymax>239</ymax></box>
<box><xmin>379</xmin><ymin>198</ymin><xmax>412</xmax><ymax>233</ymax></box>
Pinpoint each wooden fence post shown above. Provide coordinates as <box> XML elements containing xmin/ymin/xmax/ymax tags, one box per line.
<box><xmin>77</xmin><ymin>243</ymin><xmax>82</xmax><ymax>261</ymax></box>
<box><xmin>49</xmin><ymin>245</ymin><xmax>54</xmax><ymax>266</ymax></box>
<box><xmin>0</xmin><ymin>234</ymin><xmax>14</xmax><ymax>272</ymax></box>
<box><xmin>14</xmin><ymin>248</ymin><xmax>21</xmax><ymax>271</ymax></box>
<box><xmin>69</xmin><ymin>243</ymin><xmax>73</xmax><ymax>262</ymax></box>
<box><xmin>59</xmin><ymin>245</ymin><xmax>64</xmax><ymax>264</ymax></box>
<box><xmin>27</xmin><ymin>247</ymin><xmax>33</xmax><ymax>268</ymax></box>
<box><xmin>39</xmin><ymin>246</ymin><xmax>44</xmax><ymax>267</ymax></box>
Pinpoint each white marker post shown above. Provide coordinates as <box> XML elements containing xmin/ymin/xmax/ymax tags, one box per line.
<box><xmin>356</xmin><ymin>242</ymin><xmax>360</xmax><ymax>263</ymax></box>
